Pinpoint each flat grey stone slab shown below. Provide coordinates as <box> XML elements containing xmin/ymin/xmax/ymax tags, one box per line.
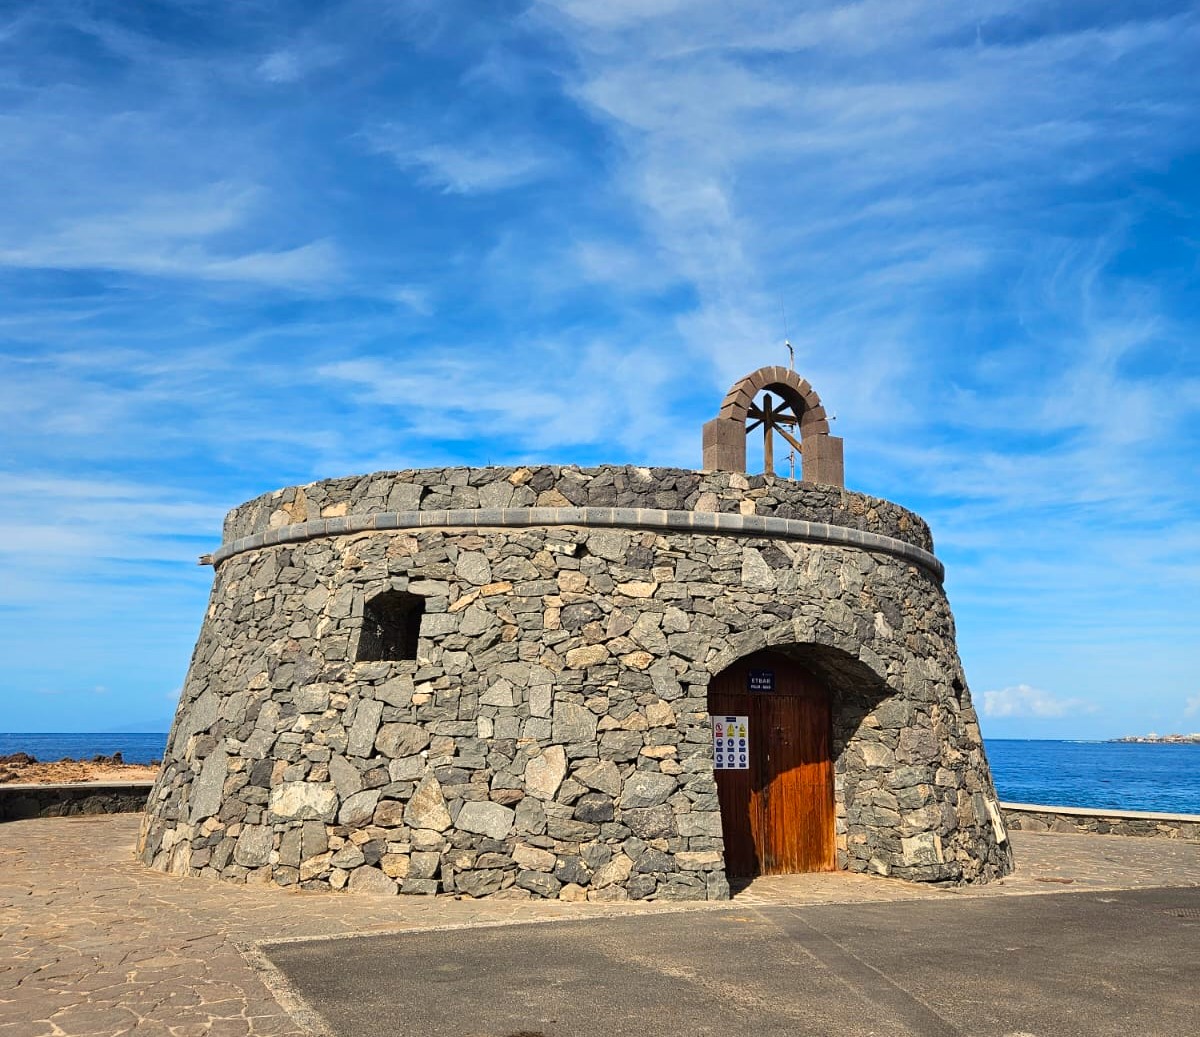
<box><xmin>263</xmin><ymin>887</ymin><xmax>1200</xmax><ymax>1037</ymax></box>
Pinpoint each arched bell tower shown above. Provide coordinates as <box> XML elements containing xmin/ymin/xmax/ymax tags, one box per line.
<box><xmin>702</xmin><ymin>366</ymin><xmax>844</xmax><ymax>486</ymax></box>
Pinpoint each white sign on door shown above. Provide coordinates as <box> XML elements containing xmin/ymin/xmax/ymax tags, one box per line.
<box><xmin>712</xmin><ymin>715</ymin><xmax>749</xmax><ymax>770</ymax></box>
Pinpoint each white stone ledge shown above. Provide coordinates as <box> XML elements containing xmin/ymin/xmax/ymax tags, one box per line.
<box><xmin>1001</xmin><ymin>802</ymin><xmax>1200</xmax><ymax>823</ymax></box>
<box><xmin>203</xmin><ymin>507</ymin><xmax>945</xmax><ymax>582</ymax></box>
<box><xmin>0</xmin><ymin>781</ymin><xmax>156</xmax><ymax>791</ymax></box>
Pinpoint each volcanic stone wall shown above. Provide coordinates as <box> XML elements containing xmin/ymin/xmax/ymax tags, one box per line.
<box><xmin>139</xmin><ymin>466</ymin><xmax>1012</xmax><ymax>900</ymax></box>
<box><xmin>0</xmin><ymin>782</ymin><xmax>151</xmax><ymax>821</ymax></box>
<box><xmin>218</xmin><ymin>466</ymin><xmax>932</xmax><ymax>551</ymax></box>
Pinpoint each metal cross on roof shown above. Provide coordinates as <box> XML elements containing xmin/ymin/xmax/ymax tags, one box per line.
<box><xmin>746</xmin><ymin>392</ymin><xmax>804</xmax><ymax>476</ymax></box>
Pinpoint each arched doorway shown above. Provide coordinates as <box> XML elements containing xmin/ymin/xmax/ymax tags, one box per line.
<box><xmin>707</xmin><ymin>648</ymin><xmax>836</xmax><ymax>876</ymax></box>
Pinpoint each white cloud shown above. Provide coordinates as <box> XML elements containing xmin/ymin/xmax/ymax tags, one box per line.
<box><xmin>258</xmin><ymin>50</ymin><xmax>304</xmax><ymax>83</ymax></box>
<box><xmin>572</xmin><ymin>240</ymin><xmax>678</xmax><ymax>292</ymax></box>
<box><xmin>257</xmin><ymin>43</ymin><xmax>341</xmax><ymax>84</ymax></box>
<box><xmin>0</xmin><ymin>184</ymin><xmax>340</xmax><ymax>287</ymax></box>
<box><xmin>981</xmin><ymin>684</ymin><xmax>1098</xmax><ymax>719</ymax></box>
<box><xmin>369</xmin><ymin>128</ymin><xmax>555</xmax><ymax>194</ymax></box>
<box><xmin>542</xmin><ymin>0</ymin><xmax>692</xmax><ymax>30</ymax></box>
<box><xmin>1185</xmin><ymin>695</ymin><xmax>1200</xmax><ymax>718</ymax></box>
<box><xmin>388</xmin><ymin>285</ymin><xmax>434</xmax><ymax>315</ymax></box>
<box><xmin>313</xmin><ymin>336</ymin><xmax>686</xmax><ymax>462</ymax></box>
<box><xmin>0</xmin><ymin>473</ymin><xmax>225</xmax><ymax>569</ymax></box>
<box><xmin>533</xmin><ymin>1</ymin><xmax>1200</xmax><ymax>396</ymax></box>
<box><xmin>194</xmin><ymin>241</ymin><xmax>340</xmax><ymax>286</ymax></box>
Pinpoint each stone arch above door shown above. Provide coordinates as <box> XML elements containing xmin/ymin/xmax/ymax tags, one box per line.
<box><xmin>702</xmin><ymin>365</ymin><xmax>844</xmax><ymax>486</ymax></box>
<box><xmin>705</xmin><ymin>622</ymin><xmax>894</xmax><ymax>693</ymax></box>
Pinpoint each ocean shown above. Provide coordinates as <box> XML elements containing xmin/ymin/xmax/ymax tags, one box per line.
<box><xmin>2</xmin><ymin>733</ymin><xmax>1198</xmax><ymax>815</ymax></box>
<box><xmin>0</xmin><ymin>732</ymin><xmax>169</xmax><ymax>765</ymax></box>
<box><xmin>985</xmin><ymin>738</ymin><xmax>1200</xmax><ymax>815</ymax></box>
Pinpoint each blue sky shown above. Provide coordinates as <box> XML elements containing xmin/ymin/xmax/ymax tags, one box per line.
<box><xmin>1</xmin><ymin>0</ymin><xmax>1197</xmax><ymax>739</ymax></box>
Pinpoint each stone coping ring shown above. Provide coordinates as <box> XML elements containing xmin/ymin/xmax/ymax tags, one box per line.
<box><xmin>201</xmin><ymin>506</ymin><xmax>944</xmax><ymax>583</ymax></box>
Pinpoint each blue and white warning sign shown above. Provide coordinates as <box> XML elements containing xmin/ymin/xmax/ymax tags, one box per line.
<box><xmin>712</xmin><ymin>715</ymin><xmax>749</xmax><ymax>770</ymax></box>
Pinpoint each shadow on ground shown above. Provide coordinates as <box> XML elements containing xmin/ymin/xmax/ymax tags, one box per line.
<box><xmin>262</xmin><ymin>887</ymin><xmax>1200</xmax><ymax>1037</ymax></box>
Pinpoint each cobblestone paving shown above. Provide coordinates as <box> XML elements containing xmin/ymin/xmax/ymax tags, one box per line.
<box><xmin>3</xmin><ymin>815</ymin><xmax>1199</xmax><ymax>1036</ymax></box>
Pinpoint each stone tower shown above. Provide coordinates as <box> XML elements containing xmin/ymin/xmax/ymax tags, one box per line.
<box><xmin>140</xmin><ymin>367</ymin><xmax>1013</xmax><ymax>899</ymax></box>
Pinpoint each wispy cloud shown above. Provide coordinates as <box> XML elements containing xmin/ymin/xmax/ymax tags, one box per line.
<box><xmin>534</xmin><ymin>0</ymin><xmax>1200</xmax><ymax>387</ymax></box>
<box><xmin>0</xmin><ymin>185</ymin><xmax>339</xmax><ymax>286</ymax></box>
<box><xmin>368</xmin><ymin>128</ymin><xmax>556</xmax><ymax>194</ymax></box>
<box><xmin>315</xmin><ymin>338</ymin><xmax>684</xmax><ymax>460</ymax></box>
<box><xmin>388</xmin><ymin>285</ymin><xmax>434</xmax><ymax>315</ymax></box>
<box><xmin>0</xmin><ymin>472</ymin><xmax>225</xmax><ymax>571</ymax></box>
<box><xmin>0</xmin><ymin>1</ymin><xmax>1196</xmax><ymax>736</ymax></box>
<box><xmin>981</xmin><ymin>684</ymin><xmax>1098</xmax><ymax>720</ymax></box>
<box><xmin>257</xmin><ymin>43</ymin><xmax>342</xmax><ymax>84</ymax></box>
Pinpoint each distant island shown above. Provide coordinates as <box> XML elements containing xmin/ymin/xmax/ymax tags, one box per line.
<box><xmin>1109</xmin><ymin>733</ymin><xmax>1200</xmax><ymax>744</ymax></box>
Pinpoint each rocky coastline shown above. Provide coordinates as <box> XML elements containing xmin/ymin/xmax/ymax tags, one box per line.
<box><xmin>0</xmin><ymin>751</ymin><xmax>160</xmax><ymax>785</ymax></box>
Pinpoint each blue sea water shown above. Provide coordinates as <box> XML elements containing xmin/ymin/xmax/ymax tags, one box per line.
<box><xmin>2</xmin><ymin>733</ymin><xmax>1198</xmax><ymax>815</ymax></box>
<box><xmin>0</xmin><ymin>732</ymin><xmax>169</xmax><ymax>765</ymax></box>
<box><xmin>985</xmin><ymin>739</ymin><xmax>1200</xmax><ymax>815</ymax></box>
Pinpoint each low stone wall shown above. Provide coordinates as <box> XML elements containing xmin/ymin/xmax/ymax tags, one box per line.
<box><xmin>0</xmin><ymin>782</ymin><xmax>152</xmax><ymax>821</ymax></box>
<box><xmin>1001</xmin><ymin>803</ymin><xmax>1200</xmax><ymax>841</ymax></box>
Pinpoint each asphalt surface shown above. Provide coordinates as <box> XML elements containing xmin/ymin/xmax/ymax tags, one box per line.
<box><xmin>262</xmin><ymin>886</ymin><xmax>1200</xmax><ymax>1037</ymax></box>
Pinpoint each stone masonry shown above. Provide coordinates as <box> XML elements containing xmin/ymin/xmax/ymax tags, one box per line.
<box><xmin>139</xmin><ymin>465</ymin><xmax>1013</xmax><ymax>900</ymax></box>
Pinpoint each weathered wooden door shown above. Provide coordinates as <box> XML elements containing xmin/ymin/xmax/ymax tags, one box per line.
<box><xmin>708</xmin><ymin>651</ymin><xmax>835</xmax><ymax>876</ymax></box>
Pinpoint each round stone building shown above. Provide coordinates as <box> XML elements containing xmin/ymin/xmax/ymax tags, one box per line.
<box><xmin>139</xmin><ymin>367</ymin><xmax>1013</xmax><ymax>900</ymax></box>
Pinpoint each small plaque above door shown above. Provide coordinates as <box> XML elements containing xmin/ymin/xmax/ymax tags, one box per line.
<box><xmin>747</xmin><ymin>669</ymin><xmax>775</xmax><ymax>693</ymax></box>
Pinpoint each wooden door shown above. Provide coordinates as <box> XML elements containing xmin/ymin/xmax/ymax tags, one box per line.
<box><xmin>708</xmin><ymin>651</ymin><xmax>835</xmax><ymax>876</ymax></box>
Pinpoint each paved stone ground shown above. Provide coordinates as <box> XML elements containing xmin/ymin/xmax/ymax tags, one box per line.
<box><xmin>266</xmin><ymin>889</ymin><xmax>1200</xmax><ymax>1037</ymax></box>
<box><xmin>3</xmin><ymin>815</ymin><xmax>1200</xmax><ymax>1036</ymax></box>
